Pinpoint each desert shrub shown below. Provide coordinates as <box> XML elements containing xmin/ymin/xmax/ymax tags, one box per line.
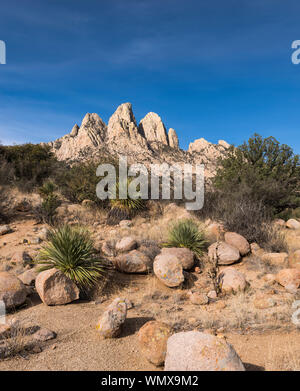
<box><xmin>214</xmin><ymin>134</ymin><xmax>300</xmax><ymax>215</ymax></box>
<box><xmin>197</xmin><ymin>191</ymin><xmax>288</xmax><ymax>250</ymax></box>
<box><xmin>163</xmin><ymin>219</ymin><xmax>207</xmax><ymax>258</ymax></box>
<box><xmin>264</xmin><ymin>225</ymin><xmax>288</xmax><ymax>253</ymax></box>
<box><xmin>37</xmin><ymin>225</ymin><xmax>108</xmax><ymax>289</ymax></box>
<box><xmin>54</xmin><ymin>160</ymin><xmax>112</xmax><ymax>206</ymax></box>
<box><xmin>0</xmin><ymin>143</ymin><xmax>57</xmax><ymax>189</ymax></box>
<box><xmin>34</xmin><ymin>181</ymin><xmax>60</xmax><ymax>225</ymax></box>
<box><xmin>107</xmin><ymin>178</ymin><xmax>146</xmax><ymax>224</ymax></box>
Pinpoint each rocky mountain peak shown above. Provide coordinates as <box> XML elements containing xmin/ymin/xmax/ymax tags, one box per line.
<box><xmin>107</xmin><ymin>103</ymin><xmax>137</xmax><ymax>132</ymax></box>
<box><xmin>138</xmin><ymin>112</ymin><xmax>169</xmax><ymax>145</ymax></box>
<box><xmin>70</xmin><ymin>124</ymin><xmax>79</xmax><ymax>137</ymax></box>
<box><xmin>45</xmin><ymin>102</ymin><xmax>230</xmax><ymax>177</ymax></box>
<box><xmin>107</xmin><ymin>103</ymin><xmax>149</xmax><ymax>153</ymax></box>
<box><xmin>168</xmin><ymin>128</ymin><xmax>179</xmax><ymax>149</ymax></box>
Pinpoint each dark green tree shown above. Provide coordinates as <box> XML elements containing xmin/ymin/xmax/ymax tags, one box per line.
<box><xmin>214</xmin><ymin>133</ymin><xmax>300</xmax><ymax>214</ymax></box>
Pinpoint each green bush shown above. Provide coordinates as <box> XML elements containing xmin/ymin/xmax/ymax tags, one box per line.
<box><xmin>54</xmin><ymin>160</ymin><xmax>112</xmax><ymax>206</ymax></box>
<box><xmin>37</xmin><ymin>225</ymin><xmax>106</xmax><ymax>289</ymax></box>
<box><xmin>163</xmin><ymin>219</ymin><xmax>207</xmax><ymax>258</ymax></box>
<box><xmin>197</xmin><ymin>191</ymin><xmax>287</xmax><ymax>251</ymax></box>
<box><xmin>0</xmin><ymin>143</ymin><xmax>57</xmax><ymax>188</ymax></box>
<box><xmin>107</xmin><ymin>178</ymin><xmax>146</xmax><ymax>224</ymax></box>
<box><xmin>214</xmin><ymin>134</ymin><xmax>300</xmax><ymax>215</ymax></box>
<box><xmin>34</xmin><ymin>181</ymin><xmax>60</xmax><ymax>225</ymax></box>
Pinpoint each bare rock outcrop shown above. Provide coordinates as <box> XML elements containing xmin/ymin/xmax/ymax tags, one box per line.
<box><xmin>138</xmin><ymin>112</ymin><xmax>169</xmax><ymax>145</ymax></box>
<box><xmin>107</xmin><ymin>103</ymin><xmax>149</xmax><ymax>154</ymax></box>
<box><xmin>49</xmin><ymin>113</ymin><xmax>107</xmax><ymax>161</ymax></box>
<box><xmin>45</xmin><ymin>102</ymin><xmax>230</xmax><ymax>178</ymax></box>
<box><xmin>168</xmin><ymin>128</ymin><xmax>179</xmax><ymax>149</ymax></box>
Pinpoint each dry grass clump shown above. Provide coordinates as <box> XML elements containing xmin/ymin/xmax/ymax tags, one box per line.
<box><xmin>265</xmin><ymin>339</ymin><xmax>300</xmax><ymax>371</ymax></box>
<box><xmin>0</xmin><ymin>320</ymin><xmax>39</xmax><ymax>360</ymax></box>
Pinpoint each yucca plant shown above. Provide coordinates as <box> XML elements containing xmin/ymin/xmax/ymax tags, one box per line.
<box><xmin>36</xmin><ymin>225</ymin><xmax>106</xmax><ymax>289</ymax></box>
<box><xmin>38</xmin><ymin>181</ymin><xmax>56</xmax><ymax>198</ymax></box>
<box><xmin>163</xmin><ymin>219</ymin><xmax>208</xmax><ymax>258</ymax></box>
<box><xmin>107</xmin><ymin>178</ymin><xmax>146</xmax><ymax>224</ymax></box>
<box><xmin>109</xmin><ymin>178</ymin><xmax>146</xmax><ymax>212</ymax></box>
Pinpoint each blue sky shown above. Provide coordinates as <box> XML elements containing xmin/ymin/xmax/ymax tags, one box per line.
<box><xmin>0</xmin><ymin>0</ymin><xmax>300</xmax><ymax>152</ymax></box>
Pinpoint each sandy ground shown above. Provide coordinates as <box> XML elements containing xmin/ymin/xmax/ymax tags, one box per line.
<box><xmin>0</xmin><ymin>213</ymin><xmax>300</xmax><ymax>371</ymax></box>
<box><xmin>0</xmin><ymin>297</ymin><xmax>299</xmax><ymax>371</ymax></box>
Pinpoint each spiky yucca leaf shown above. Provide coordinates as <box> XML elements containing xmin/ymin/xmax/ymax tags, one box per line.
<box><xmin>38</xmin><ymin>181</ymin><xmax>56</xmax><ymax>198</ymax></box>
<box><xmin>164</xmin><ymin>219</ymin><xmax>207</xmax><ymax>258</ymax></box>
<box><xmin>36</xmin><ymin>225</ymin><xmax>105</xmax><ymax>289</ymax></box>
<box><xmin>109</xmin><ymin>178</ymin><xmax>146</xmax><ymax>212</ymax></box>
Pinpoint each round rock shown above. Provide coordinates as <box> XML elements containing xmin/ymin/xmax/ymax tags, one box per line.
<box><xmin>35</xmin><ymin>268</ymin><xmax>80</xmax><ymax>306</ymax></box>
<box><xmin>218</xmin><ymin>268</ymin><xmax>247</xmax><ymax>294</ymax></box>
<box><xmin>224</xmin><ymin>232</ymin><xmax>250</xmax><ymax>256</ymax></box>
<box><xmin>153</xmin><ymin>254</ymin><xmax>184</xmax><ymax>287</ymax></box>
<box><xmin>138</xmin><ymin>321</ymin><xmax>173</xmax><ymax>366</ymax></box>
<box><xmin>96</xmin><ymin>297</ymin><xmax>127</xmax><ymax>338</ymax></box>
<box><xmin>208</xmin><ymin>242</ymin><xmax>240</xmax><ymax>265</ymax></box>
<box><xmin>164</xmin><ymin>331</ymin><xmax>245</xmax><ymax>371</ymax></box>
<box><xmin>160</xmin><ymin>247</ymin><xmax>194</xmax><ymax>270</ymax></box>
<box><xmin>114</xmin><ymin>250</ymin><xmax>152</xmax><ymax>273</ymax></box>
<box><xmin>115</xmin><ymin>237</ymin><xmax>137</xmax><ymax>253</ymax></box>
<box><xmin>276</xmin><ymin>268</ymin><xmax>300</xmax><ymax>290</ymax></box>
<box><xmin>0</xmin><ymin>272</ymin><xmax>27</xmax><ymax>310</ymax></box>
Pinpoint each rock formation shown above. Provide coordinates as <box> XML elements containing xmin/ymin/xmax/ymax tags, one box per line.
<box><xmin>46</xmin><ymin>102</ymin><xmax>230</xmax><ymax>178</ymax></box>
<box><xmin>138</xmin><ymin>112</ymin><xmax>169</xmax><ymax>145</ymax></box>
<box><xmin>48</xmin><ymin>113</ymin><xmax>107</xmax><ymax>161</ymax></box>
<box><xmin>168</xmin><ymin>128</ymin><xmax>179</xmax><ymax>149</ymax></box>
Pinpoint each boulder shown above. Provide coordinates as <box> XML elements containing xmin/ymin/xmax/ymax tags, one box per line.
<box><xmin>275</xmin><ymin>268</ymin><xmax>300</xmax><ymax>290</ymax></box>
<box><xmin>218</xmin><ymin>268</ymin><xmax>247</xmax><ymax>294</ymax></box>
<box><xmin>206</xmin><ymin>223</ymin><xmax>224</xmax><ymax>241</ymax></box>
<box><xmin>286</xmin><ymin>219</ymin><xmax>300</xmax><ymax>230</ymax></box>
<box><xmin>0</xmin><ymin>272</ymin><xmax>27</xmax><ymax>309</ymax></box>
<box><xmin>208</xmin><ymin>242</ymin><xmax>240</xmax><ymax>266</ymax></box>
<box><xmin>96</xmin><ymin>298</ymin><xmax>127</xmax><ymax>338</ymax></box>
<box><xmin>114</xmin><ymin>250</ymin><xmax>152</xmax><ymax>273</ymax></box>
<box><xmin>115</xmin><ymin>237</ymin><xmax>137</xmax><ymax>253</ymax></box>
<box><xmin>224</xmin><ymin>232</ymin><xmax>250</xmax><ymax>256</ymax></box>
<box><xmin>160</xmin><ymin>247</ymin><xmax>194</xmax><ymax>270</ymax></box>
<box><xmin>263</xmin><ymin>274</ymin><xmax>276</xmax><ymax>284</ymax></box>
<box><xmin>164</xmin><ymin>331</ymin><xmax>245</xmax><ymax>371</ymax></box>
<box><xmin>288</xmin><ymin>250</ymin><xmax>300</xmax><ymax>269</ymax></box>
<box><xmin>188</xmin><ymin>291</ymin><xmax>209</xmax><ymax>305</ymax></box>
<box><xmin>101</xmin><ymin>240</ymin><xmax>115</xmax><ymax>257</ymax></box>
<box><xmin>138</xmin><ymin>321</ymin><xmax>173</xmax><ymax>366</ymax></box>
<box><xmin>38</xmin><ymin>227</ymin><xmax>49</xmax><ymax>241</ymax></box>
<box><xmin>11</xmin><ymin>250</ymin><xmax>32</xmax><ymax>266</ymax></box>
<box><xmin>33</xmin><ymin>328</ymin><xmax>57</xmax><ymax>342</ymax></box>
<box><xmin>35</xmin><ymin>268</ymin><xmax>80</xmax><ymax>306</ymax></box>
<box><xmin>250</xmin><ymin>243</ymin><xmax>261</xmax><ymax>254</ymax></box>
<box><xmin>0</xmin><ymin>225</ymin><xmax>11</xmax><ymax>236</ymax></box>
<box><xmin>18</xmin><ymin>269</ymin><xmax>38</xmax><ymax>286</ymax></box>
<box><xmin>207</xmin><ymin>290</ymin><xmax>217</xmax><ymax>299</ymax></box>
<box><xmin>153</xmin><ymin>254</ymin><xmax>184</xmax><ymax>287</ymax></box>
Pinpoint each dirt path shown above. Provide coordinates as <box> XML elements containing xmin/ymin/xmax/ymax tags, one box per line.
<box><xmin>0</xmin><ymin>298</ymin><xmax>299</xmax><ymax>371</ymax></box>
